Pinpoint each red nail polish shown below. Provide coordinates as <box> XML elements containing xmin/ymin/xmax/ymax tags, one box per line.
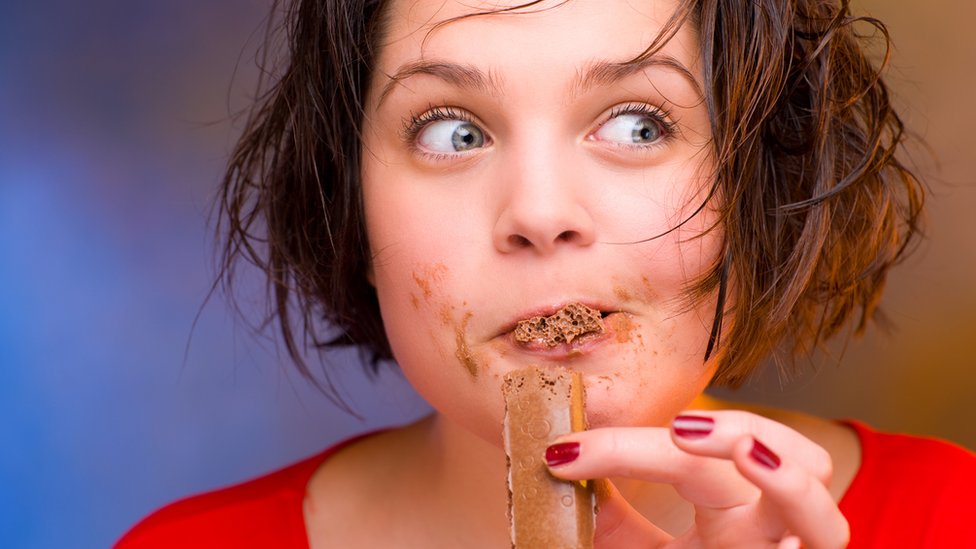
<box><xmin>545</xmin><ymin>442</ymin><xmax>580</xmax><ymax>467</ymax></box>
<box><xmin>750</xmin><ymin>439</ymin><xmax>781</xmax><ymax>470</ymax></box>
<box><xmin>672</xmin><ymin>415</ymin><xmax>714</xmax><ymax>439</ymax></box>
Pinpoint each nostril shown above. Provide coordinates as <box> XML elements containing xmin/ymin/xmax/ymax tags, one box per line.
<box><xmin>508</xmin><ymin>234</ymin><xmax>532</xmax><ymax>248</ymax></box>
<box><xmin>556</xmin><ymin>230</ymin><xmax>578</xmax><ymax>243</ymax></box>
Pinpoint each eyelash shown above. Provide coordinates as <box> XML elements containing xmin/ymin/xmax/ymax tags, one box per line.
<box><xmin>400</xmin><ymin>106</ymin><xmax>473</xmax><ymax>145</ymax></box>
<box><xmin>602</xmin><ymin>102</ymin><xmax>678</xmax><ymax>145</ymax></box>
<box><xmin>399</xmin><ymin>102</ymin><xmax>678</xmax><ymax>158</ymax></box>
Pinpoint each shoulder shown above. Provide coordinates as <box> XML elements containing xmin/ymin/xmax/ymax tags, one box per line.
<box><xmin>854</xmin><ymin>420</ymin><xmax>972</xmax><ymax>463</ymax></box>
<box><xmin>113</xmin><ymin>448</ymin><xmax>335</xmax><ymax>549</ymax></box>
<box><xmin>843</xmin><ymin>420</ymin><xmax>975</xmax><ymax>494</ymax></box>
<box><xmin>841</xmin><ymin>421</ymin><xmax>976</xmax><ymax>546</ymax></box>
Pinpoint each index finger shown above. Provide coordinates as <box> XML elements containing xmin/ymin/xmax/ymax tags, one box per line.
<box><xmin>546</xmin><ymin>426</ymin><xmax>759</xmax><ymax>509</ymax></box>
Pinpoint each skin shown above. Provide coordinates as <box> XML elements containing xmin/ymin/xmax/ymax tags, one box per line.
<box><xmin>304</xmin><ymin>1</ymin><xmax>858</xmax><ymax>547</ymax></box>
<box><xmin>366</xmin><ymin>0</ymin><xmax>719</xmax><ymax>448</ymax></box>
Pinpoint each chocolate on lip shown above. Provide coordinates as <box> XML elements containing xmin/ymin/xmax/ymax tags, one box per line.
<box><xmin>512</xmin><ymin>302</ymin><xmax>605</xmax><ymax>347</ymax></box>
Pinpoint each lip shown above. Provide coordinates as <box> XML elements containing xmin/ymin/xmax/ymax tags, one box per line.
<box><xmin>493</xmin><ymin>301</ymin><xmax>630</xmax><ymax>360</ymax></box>
<box><xmin>495</xmin><ymin>301</ymin><xmax>621</xmax><ymax>337</ymax></box>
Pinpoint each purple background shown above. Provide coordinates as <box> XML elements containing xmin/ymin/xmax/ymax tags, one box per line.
<box><xmin>2</xmin><ymin>1</ymin><xmax>973</xmax><ymax>548</ymax></box>
<box><xmin>0</xmin><ymin>2</ymin><xmax>430</xmax><ymax>547</ymax></box>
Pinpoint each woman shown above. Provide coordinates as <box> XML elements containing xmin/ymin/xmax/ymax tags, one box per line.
<box><xmin>118</xmin><ymin>0</ymin><xmax>975</xmax><ymax>547</ymax></box>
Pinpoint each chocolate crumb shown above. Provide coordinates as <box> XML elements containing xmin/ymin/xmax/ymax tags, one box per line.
<box><xmin>513</xmin><ymin>303</ymin><xmax>604</xmax><ymax>347</ymax></box>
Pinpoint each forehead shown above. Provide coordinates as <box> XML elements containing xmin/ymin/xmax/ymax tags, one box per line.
<box><xmin>374</xmin><ymin>0</ymin><xmax>698</xmax><ymax>83</ymax></box>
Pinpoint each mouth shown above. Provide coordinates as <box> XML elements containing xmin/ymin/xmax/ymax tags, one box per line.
<box><xmin>498</xmin><ymin>302</ymin><xmax>627</xmax><ymax>358</ymax></box>
<box><xmin>514</xmin><ymin>302</ymin><xmax>606</xmax><ymax>345</ymax></box>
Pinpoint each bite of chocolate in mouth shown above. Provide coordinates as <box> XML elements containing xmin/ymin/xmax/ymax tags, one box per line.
<box><xmin>513</xmin><ymin>303</ymin><xmax>605</xmax><ymax>347</ymax></box>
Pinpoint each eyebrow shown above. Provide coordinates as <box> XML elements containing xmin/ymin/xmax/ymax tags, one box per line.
<box><xmin>573</xmin><ymin>55</ymin><xmax>703</xmax><ymax>99</ymax></box>
<box><xmin>376</xmin><ymin>55</ymin><xmax>702</xmax><ymax>108</ymax></box>
<box><xmin>377</xmin><ymin>60</ymin><xmax>503</xmax><ymax>107</ymax></box>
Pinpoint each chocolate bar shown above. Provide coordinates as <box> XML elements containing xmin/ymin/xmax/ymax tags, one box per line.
<box><xmin>502</xmin><ymin>365</ymin><xmax>595</xmax><ymax>548</ymax></box>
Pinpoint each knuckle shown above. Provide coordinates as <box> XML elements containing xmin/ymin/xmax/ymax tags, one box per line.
<box><xmin>796</xmin><ymin>440</ymin><xmax>833</xmax><ymax>484</ymax></box>
<box><xmin>811</xmin><ymin>446</ymin><xmax>834</xmax><ymax>484</ymax></box>
<box><xmin>598</xmin><ymin>429</ymin><xmax>632</xmax><ymax>477</ymax></box>
<box><xmin>772</xmin><ymin>463</ymin><xmax>815</xmax><ymax>499</ymax></box>
<box><xmin>601</xmin><ymin>428</ymin><xmax>622</xmax><ymax>455</ymax></box>
<box><xmin>728</xmin><ymin>409</ymin><xmax>765</xmax><ymax>435</ymax></box>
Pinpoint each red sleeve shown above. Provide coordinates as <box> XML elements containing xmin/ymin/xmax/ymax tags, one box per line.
<box><xmin>113</xmin><ymin>450</ymin><xmax>329</xmax><ymax>549</ymax></box>
<box><xmin>839</xmin><ymin>421</ymin><xmax>976</xmax><ymax>548</ymax></box>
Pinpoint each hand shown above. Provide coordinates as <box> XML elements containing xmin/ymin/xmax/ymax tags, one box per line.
<box><xmin>546</xmin><ymin>411</ymin><xmax>850</xmax><ymax>548</ymax></box>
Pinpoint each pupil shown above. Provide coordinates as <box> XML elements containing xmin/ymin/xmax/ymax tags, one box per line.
<box><xmin>633</xmin><ymin>119</ymin><xmax>658</xmax><ymax>143</ymax></box>
<box><xmin>452</xmin><ymin>123</ymin><xmax>483</xmax><ymax>151</ymax></box>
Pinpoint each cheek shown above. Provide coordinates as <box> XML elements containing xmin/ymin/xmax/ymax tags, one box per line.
<box><xmin>374</xmin><ymin>264</ymin><xmax>511</xmax><ymax>445</ymax></box>
<box><xmin>584</xmin><ymin>364</ymin><xmax>717</xmax><ymax>428</ymax></box>
<box><xmin>372</xmin><ymin>258</ymin><xmax>454</xmax><ymax>357</ymax></box>
<box><xmin>362</xmin><ymin>148</ymin><xmax>490</xmax><ymax>371</ymax></box>
<box><xmin>371</xmin><ymin>250</ymin><xmax>496</xmax><ymax>400</ymax></box>
<box><xmin>580</xmin><ymin>302</ymin><xmax>720</xmax><ymax>428</ymax></box>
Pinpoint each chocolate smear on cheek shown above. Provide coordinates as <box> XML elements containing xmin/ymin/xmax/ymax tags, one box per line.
<box><xmin>640</xmin><ymin>275</ymin><xmax>659</xmax><ymax>302</ymax></box>
<box><xmin>454</xmin><ymin>311</ymin><xmax>478</xmax><ymax>377</ymax></box>
<box><xmin>412</xmin><ymin>272</ymin><xmax>432</xmax><ymax>299</ymax></box>
<box><xmin>412</xmin><ymin>263</ymin><xmax>448</xmax><ymax>303</ymax></box>
<box><xmin>613</xmin><ymin>284</ymin><xmax>632</xmax><ymax>302</ymax></box>
<box><xmin>513</xmin><ymin>303</ymin><xmax>604</xmax><ymax>347</ymax></box>
<box><xmin>409</xmin><ymin>263</ymin><xmax>478</xmax><ymax>375</ymax></box>
<box><xmin>606</xmin><ymin>313</ymin><xmax>636</xmax><ymax>344</ymax></box>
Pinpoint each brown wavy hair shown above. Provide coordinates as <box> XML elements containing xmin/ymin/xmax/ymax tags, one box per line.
<box><xmin>216</xmin><ymin>0</ymin><xmax>923</xmax><ymax>399</ymax></box>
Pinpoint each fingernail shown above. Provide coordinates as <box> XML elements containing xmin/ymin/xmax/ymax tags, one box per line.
<box><xmin>750</xmin><ymin>439</ymin><xmax>781</xmax><ymax>470</ymax></box>
<box><xmin>672</xmin><ymin>414</ymin><xmax>714</xmax><ymax>439</ymax></box>
<box><xmin>545</xmin><ymin>442</ymin><xmax>580</xmax><ymax>467</ymax></box>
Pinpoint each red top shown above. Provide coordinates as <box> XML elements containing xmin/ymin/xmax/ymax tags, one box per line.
<box><xmin>115</xmin><ymin>422</ymin><xmax>975</xmax><ymax>548</ymax></box>
<box><xmin>838</xmin><ymin>422</ymin><xmax>976</xmax><ymax>546</ymax></box>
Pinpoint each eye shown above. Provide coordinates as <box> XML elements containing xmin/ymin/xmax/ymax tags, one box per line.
<box><xmin>417</xmin><ymin>119</ymin><xmax>487</xmax><ymax>153</ymax></box>
<box><xmin>404</xmin><ymin>106</ymin><xmax>491</xmax><ymax>157</ymax></box>
<box><xmin>591</xmin><ymin>105</ymin><xmax>674</xmax><ymax>146</ymax></box>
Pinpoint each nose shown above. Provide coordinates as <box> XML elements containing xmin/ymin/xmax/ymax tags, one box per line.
<box><xmin>491</xmin><ymin>146</ymin><xmax>596</xmax><ymax>255</ymax></box>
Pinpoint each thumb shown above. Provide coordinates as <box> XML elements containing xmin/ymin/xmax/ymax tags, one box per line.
<box><xmin>591</xmin><ymin>479</ymin><xmax>672</xmax><ymax>549</ymax></box>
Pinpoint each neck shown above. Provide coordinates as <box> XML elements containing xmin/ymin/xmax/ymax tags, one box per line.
<box><xmin>410</xmin><ymin>413</ymin><xmax>511</xmax><ymax>503</ymax></box>
<box><xmin>388</xmin><ymin>414</ymin><xmax>512</xmax><ymax>543</ymax></box>
<box><xmin>406</xmin><ymin>405</ymin><xmax>707</xmax><ymax>538</ymax></box>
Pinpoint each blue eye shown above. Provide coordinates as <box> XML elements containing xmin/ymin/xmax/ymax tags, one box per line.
<box><xmin>416</xmin><ymin>119</ymin><xmax>487</xmax><ymax>153</ymax></box>
<box><xmin>593</xmin><ymin>108</ymin><xmax>672</xmax><ymax>146</ymax></box>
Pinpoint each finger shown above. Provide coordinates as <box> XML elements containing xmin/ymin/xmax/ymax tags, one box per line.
<box><xmin>671</xmin><ymin>411</ymin><xmax>833</xmax><ymax>484</ymax></box>
<box><xmin>777</xmin><ymin>535</ymin><xmax>802</xmax><ymax>549</ymax></box>
<box><xmin>670</xmin><ymin>411</ymin><xmax>846</xmax><ymax>546</ymax></box>
<box><xmin>734</xmin><ymin>437</ymin><xmax>850</xmax><ymax>549</ymax></box>
<box><xmin>546</xmin><ymin>427</ymin><xmax>758</xmax><ymax>508</ymax></box>
<box><xmin>590</xmin><ymin>479</ymin><xmax>672</xmax><ymax>549</ymax></box>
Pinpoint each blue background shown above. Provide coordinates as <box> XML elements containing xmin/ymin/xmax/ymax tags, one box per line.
<box><xmin>2</xmin><ymin>1</ymin><xmax>974</xmax><ymax>548</ymax></box>
<box><xmin>0</xmin><ymin>2</ymin><xmax>431</xmax><ymax>547</ymax></box>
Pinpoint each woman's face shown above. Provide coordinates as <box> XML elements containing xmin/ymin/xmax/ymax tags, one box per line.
<box><xmin>361</xmin><ymin>0</ymin><xmax>721</xmax><ymax>444</ymax></box>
